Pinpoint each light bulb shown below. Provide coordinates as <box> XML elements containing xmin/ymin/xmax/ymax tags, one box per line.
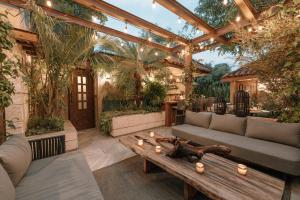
<box><xmin>148</xmin><ymin>37</ymin><xmax>152</xmax><ymax>42</ymax></box>
<box><xmin>258</xmin><ymin>26</ymin><xmax>263</xmax><ymax>31</ymax></box>
<box><xmin>177</xmin><ymin>17</ymin><xmax>182</xmax><ymax>24</ymax></box>
<box><xmin>210</xmin><ymin>37</ymin><xmax>214</xmax><ymax>42</ymax></box>
<box><xmin>248</xmin><ymin>27</ymin><xmax>252</xmax><ymax>32</ymax></box>
<box><xmin>236</xmin><ymin>15</ymin><xmax>241</xmax><ymax>22</ymax></box>
<box><xmin>200</xmin><ymin>45</ymin><xmax>204</xmax><ymax>50</ymax></box>
<box><xmin>152</xmin><ymin>0</ymin><xmax>156</xmax><ymax>8</ymax></box>
<box><xmin>124</xmin><ymin>22</ymin><xmax>128</xmax><ymax>33</ymax></box>
<box><xmin>166</xmin><ymin>43</ymin><xmax>170</xmax><ymax>48</ymax></box>
<box><xmin>155</xmin><ymin>52</ymin><xmax>158</xmax><ymax>56</ymax></box>
<box><xmin>196</xmin><ymin>30</ymin><xmax>200</xmax><ymax>34</ymax></box>
<box><xmin>121</xmin><ymin>43</ymin><xmax>124</xmax><ymax>47</ymax></box>
<box><xmin>140</xmin><ymin>47</ymin><xmax>144</xmax><ymax>52</ymax></box>
<box><xmin>223</xmin><ymin>0</ymin><xmax>228</xmax><ymax>5</ymax></box>
<box><xmin>46</xmin><ymin>0</ymin><xmax>52</xmax><ymax>7</ymax></box>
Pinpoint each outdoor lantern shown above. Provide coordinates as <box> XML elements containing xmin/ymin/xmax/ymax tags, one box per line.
<box><xmin>235</xmin><ymin>85</ymin><xmax>250</xmax><ymax>117</ymax></box>
<box><xmin>214</xmin><ymin>97</ymin><xmax>227</xmax><ymax>115</ymax></box>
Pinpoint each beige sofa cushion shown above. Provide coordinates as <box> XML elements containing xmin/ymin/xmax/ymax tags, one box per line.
<box><xmin>209</xmin><ymin>114</ymin><xmax>246</xmax><ymax>135</ymax></box>
<box><xmin>185</xmin><ymin>111</ymin><xmax>212</xmax><ymax>128</ymax></box>
<box><xmin>0</xmin><ymin>135</ymin><xmax>32</xmax><ymax>186</ymax></box>
<box><xmin>246</xmin><ymin>117</ymin><xmax>300</xmax><ymax>147</ymax></box>
<box><xmin>0</xmin><ymin>164</ymin><xmax>15</xmax><ymax>200</ymax></box>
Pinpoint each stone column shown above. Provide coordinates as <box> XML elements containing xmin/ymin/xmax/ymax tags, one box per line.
<box><xmin>184</xmin><ymin>46</ymin><xmax>193</xmax><ymax>100</ymax></box>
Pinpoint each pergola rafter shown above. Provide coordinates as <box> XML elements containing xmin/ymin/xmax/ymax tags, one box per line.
<box><xmin>234</xmin><ymin>0</ymin><xmax>258</xmax><ymax>22</ymax></box>
<box><xmin>1</xmin><ymin>0</ymin><xmax>273</xmax><ymax>55</ymax></box>
<box><xmin>72</xmin><ymin>0</ymin><xmax>189</xmax><ymax>45</ymax></box>
<box><xmin>1</xmin><ymin>0</ymin><xmax>172</xmax><ymax>52</ymax></box>
<box><xmin>155</xmin><ymin>0</ymin><xmax>228</xmax><ymax>44</ymax></box>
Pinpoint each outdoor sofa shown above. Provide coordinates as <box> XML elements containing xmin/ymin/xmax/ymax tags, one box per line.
<box><xmin>172</xmin><ymin>111</ymin><xmax>300</xmax><ymax>176</ymax></box>
<box><xmin>0</xmin><ymin>134</ymin><xmax>103</xmax><ymax>200</ymax></box>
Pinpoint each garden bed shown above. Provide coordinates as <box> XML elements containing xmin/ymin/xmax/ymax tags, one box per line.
<box><xmin>100</xmin><ymin>110</ymin><xmax>165</xmax><ymax>137</ymax></box>
<box><xmin>26</xmin><ymin>120</ymin><xmax>78</xmax><ymax>151</ymax></box>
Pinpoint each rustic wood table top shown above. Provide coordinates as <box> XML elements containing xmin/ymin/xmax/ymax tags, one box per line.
<box><xmin>119</xmin><ymin>132</ymin><xmax>285</xmax><ymax>200</ymax></box>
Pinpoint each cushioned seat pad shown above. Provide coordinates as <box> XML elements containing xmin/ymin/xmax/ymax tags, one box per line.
<box><xmin>16</xmin><ymin>151</ymin><xmax>104</xmax><ymax>200</ymax></box>
<box><xmin>172</xmin><ymin>124</ymin><xmax>300</xmax><ymax>176</ymax></box>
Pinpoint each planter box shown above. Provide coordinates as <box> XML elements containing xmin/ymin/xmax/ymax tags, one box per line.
<box><xmin>111</xmin><ymin>111</ymin><xmax>165</xmax><ymax>137</ymax></box>
<box><xmin>26</xmin><ymin>120</ymin><xmax>78</xmax><ymax>152</ymax></box>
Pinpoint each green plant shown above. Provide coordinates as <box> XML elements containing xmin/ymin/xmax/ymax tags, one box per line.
<box><xmin>234</xmin><ymin>1</ymin><xmax>300</xmax><ymax>122</ymax></box>
<box><xmin>0</xmin><ymin>13</ymin><xmax>19</xmax><ymax>143</ymax></box>
<box><xmin>20</xmin><ymin>0</ymin><xmax>107</xmax><ymax>120</ymax></box>
<box><xmin>143</xmin><ymin>81</ymin><xmax>166</xmax><ymax>109</ymax></box>
<box><xmin>193</xmin><ymin>63</ymin><xmax>231</xmax><ymax>100</ymax></box>
<box><xmin>95</xmin><ymin>39</ymin><xmax>169</xmax><ymax>105</ymax></box>
<box><xmin>26</xmin><ymin>116</ymin><xmax>64</xmax><ymax>136</ymax></box>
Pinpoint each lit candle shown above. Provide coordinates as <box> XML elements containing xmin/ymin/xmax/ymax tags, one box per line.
<box><xmin>137</xmin><ymin>139</ymin><xmax>143</xmax><ymax>146</ymax></box>
<box><xmin>149</xmin><ymin>131</ymin><xmax>155</xmax><ymax>137</ymax></box>
<box><xmin>196</xmin><ymin>162</ymin><xmax>205</xmax><ymax>174</ymax></box>
<box><xmin>155</xmin><ymin>145</ymin><xmax>161</xmax><ymax>154</ymax></box>
<box><xmin>237</xmin><ymin>164</ymin><xmax>247</xmax><ymax>175</ymax></box>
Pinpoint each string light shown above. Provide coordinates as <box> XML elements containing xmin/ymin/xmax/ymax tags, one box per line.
<box><xmin>121</xmin><ymin>43</ymin><xmax>124</xmax><ymax>47</ymax></box>
<box><xmin>155</xmin><ymin>52</ymin><xmax>158</xmax><ymax>56</ymax></box>
<box><xmin>258</xmin><ymin>26</ymin><xmax>263</xmax><ymax>31</ymax></box>
<box><xmin>166</xmin><ymin>43</ymin><xmax>170</xmax><ymax>48</ymax></box>
<box><xmin>196</xmin><ymin>30</ymin><xmax>200</xmax><ymax>34</ymax></box>
<box><xmin>177</xmin><ymin>17</ymin><xmax>182</xmax><ymax>24</ymax></box>
<box><xmin>235</xmin><ymin>15</ymin><xmax>241</xmax><ymax>22</ymax></box>
<box><xmin>46</xmin><ymin>0</ymin><xmax>52</xmax><ymax>7</ymax></box>
<box><xmin>140</xmin><ymin>47</ymin><xmax>144</xmax><ymax>52</ymax></box>
<box><xmin>200</xmin><ymin>45</ymin><xmax>204</xmax><ymax>50</ymax></box>
<box><xmin>148</xmin><ymin>31</ymin><xmax>152</xmax><ymax>42</ymax></box>
<box><xmin>248</xmin><ymin>27</ymin><xmax>252</xmax><ymax>32</ymax></box>
<box><xmin>124</xmin><ymin>21</ymin><xmax>128</xmax><ymax>33</ymax></box>
<box><xmin>223</xmin><ymin>0</ymin><xmax>228</xmax><ymax>6</ymax></box>
<box><xmin>210</xmin><ymin>37</ymin><xmax>214</xmax><ymax>42</ymax></box>
<box><xmin>152</xmin><ymin>0</ymin><xmax>156</xmax><ymax>9</ymax></box>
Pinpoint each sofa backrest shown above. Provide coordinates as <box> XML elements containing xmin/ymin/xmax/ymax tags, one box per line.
<box><xmin>0</xmin><ymin>135</ymin><xmax>32</xmax><ymax>186</ymax></box>
<box><xmin>245</xmin><ymin>117</ymin><xmax>300</xmax><ymax>148</ymax></box>
<box><xmin>185</xmin><ymin>111</ymin><xmax>212</xmax><ymax>129</ymax></box>
<box><xmin>209</xmin><ymin>113</ymin><xmax>247</xmax><ymax>136</ymax></box>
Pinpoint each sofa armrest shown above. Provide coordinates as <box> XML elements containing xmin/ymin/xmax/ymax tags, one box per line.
<box><xmin>27</xmin><ymin>133</ymin><xmax>65</xmax><ymax>160</ymax></box>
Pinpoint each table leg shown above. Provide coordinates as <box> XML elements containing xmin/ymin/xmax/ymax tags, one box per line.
<box><xmin>184</xmin><ymin>182</ymin><xmax>197</xmax><ymax>200</ymax></box>
<box><xmin>143</xmin><ymin>159</ymin><xmax>157</xmax><ymax>173</ymax></box>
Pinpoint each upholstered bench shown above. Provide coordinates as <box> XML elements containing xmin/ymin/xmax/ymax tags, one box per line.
<box><xmin>0</xmin><ymin>135</ymin><xmax>103</xmax><ymax>200</ymax></box>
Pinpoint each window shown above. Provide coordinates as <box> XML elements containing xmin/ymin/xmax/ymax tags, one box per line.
<box><xmin>77</xmin><ymin>75</ymin><xmax>88</xmax><ymax>110</ymax></box>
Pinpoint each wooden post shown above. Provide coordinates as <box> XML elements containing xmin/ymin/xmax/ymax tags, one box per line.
<box><xmin>184</xmin><ymin>182</ymin><xmax>198</xmax><ymax>200</ymax></box>
<box><xmin>0</xmin><ymin>107</ymin><xmax>6</xmax><ymax>144</ymax></box>
<box><xmin>184</xmin><ymin>46</ymin><xmax>193</xmax><ymax>100</ymax></box>
<box><xmin>143</xmin><ymin>159</ymin><xmax>158</xmax><ymax>173</ymax></box>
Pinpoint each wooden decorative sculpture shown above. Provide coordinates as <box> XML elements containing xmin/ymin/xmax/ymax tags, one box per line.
<box><xmin>155</xmin><ymin>137</ymin><xmax>231</xmax><ymax>160</ymax></box>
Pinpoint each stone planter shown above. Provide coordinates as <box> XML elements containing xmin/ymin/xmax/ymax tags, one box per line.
<box><xmin>26</xmin><ymin>120</ymin><xmax>78</xmax><ymax>152</ymax></box>
<box><xmin>111</xmin><ymin>111</ymin><xmax>165</xmax><ymax>137</ymax></box>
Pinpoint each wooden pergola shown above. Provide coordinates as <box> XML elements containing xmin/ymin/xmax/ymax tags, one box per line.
<box><xmin>1</xmin><ymin>0</ymin><xmax>263</xmax><ymax>96</ymax></box>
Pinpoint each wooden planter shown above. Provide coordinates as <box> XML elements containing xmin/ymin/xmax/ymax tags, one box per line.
<box><xmin>111</xmin><ymin>112</ymin><xmax>165</xmax><ymax>137</ymax></box>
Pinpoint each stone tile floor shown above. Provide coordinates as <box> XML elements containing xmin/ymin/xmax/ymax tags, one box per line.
<box><xmin>78</xmin><ymin>126</ymin><xmax>172</xmax><ymax>171</ymax></box>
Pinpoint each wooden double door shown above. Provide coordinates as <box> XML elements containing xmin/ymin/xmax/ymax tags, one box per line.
<box><xmin>69</xmin><ymin>69</ymin><xmax>95</xmax><ymax>130</ymax></box>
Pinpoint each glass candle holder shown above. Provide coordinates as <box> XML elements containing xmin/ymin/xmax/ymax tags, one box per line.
<box><xmin>137</xmin><ymin>139</ymin><xmax>143</xmax><ymax>146</ymax></box>
<box><xmin>196</xmin><ymin>162</ymin><xmax>205</xmax><ymax>174</ymax></box>
<box><xmin>149</xmin><ymin>131</ymin><xmax>155</xmax><ymax>137</ymax></box>
<box><xmin>155</xmin><ymin>145</ymin><xmax>161</xmax><ymax>153</ymax></box>
<box><xmin>237</xmin><ymin>164</ymin><xmax>247</xmax><ymax>175</ymax></box>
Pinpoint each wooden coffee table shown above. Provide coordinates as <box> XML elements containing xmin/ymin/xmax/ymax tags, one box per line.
<box><xmin>119</xmin><ymin>132</ymin><xmax>285</xmax><ymax>200</ymax></box>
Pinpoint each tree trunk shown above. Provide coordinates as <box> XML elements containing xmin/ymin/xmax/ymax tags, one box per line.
<box><xmin>134</xmin><ymin>72</ymin><xmax>142</xmax><ymax>107</ymax></box>
<box><xmin>0</xmin><ymin>107</ymin><xmax>6</xmax><ymax>144</ymax></box>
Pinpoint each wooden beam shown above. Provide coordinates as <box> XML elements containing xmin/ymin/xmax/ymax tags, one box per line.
<box><xmin>11</xmin><ymin>28</ymin><xmax>38</xmax><ymax>43</ymax></box>
<box><xmin>155</xmin><ymin>0</ymin><xmax>227</xmax><ymax>44</ymax></box>
<box><xmin>234</xmin><ymin>0</ymin><xmax>257</xmax><ymax>22</ymax></box>
<box><xmin>1</xmin><ymin>0</ymin><xmax>172</xmax><ymax>52</ymax></box>
<box><xmin>192</xmin><ymin>42</ymin><xmax>220</xmax><ymax>54</ymax></box>
<box><xmin>72</xmin><ymin>0</ymin><xmax>189</xmax><ymax>45</ymax></box>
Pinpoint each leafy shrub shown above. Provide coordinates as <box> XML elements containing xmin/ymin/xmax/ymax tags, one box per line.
<box><xmin>143</xmin><ymin>82</ymin><xmax>166</xmax><ymax>109</ymax></box>
<box><xmin>26</xmin><ymin>116</ymin><xmax>64</xmax><ymax>136</ymax></box>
